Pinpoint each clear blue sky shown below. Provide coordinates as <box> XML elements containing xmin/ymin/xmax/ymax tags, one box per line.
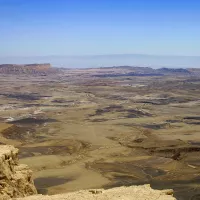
<box><xmin>0</xmin><ymin>0</ymin><xmax>200</xmax><ymax>57</ymax></box>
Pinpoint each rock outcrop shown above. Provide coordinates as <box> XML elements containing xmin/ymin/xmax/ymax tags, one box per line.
<box><xmin>15</xmin><ymin>185</ymin><xmax>176</xmax><ymax>200</ymax></box>
<box><xmin>0</xmin><ymin>145</ymin><xmax>37</xmax><ymax>199</ymax></box>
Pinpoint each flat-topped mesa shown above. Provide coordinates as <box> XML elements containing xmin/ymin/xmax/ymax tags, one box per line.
<box><xmin>0</xmin><ymin>145</ymin><xmax>37</xmax><ymax>199</ymax></box>
<box><xmin>22</xmin><ymin>63</ymin><xmax>51</xmax><ymax>70</ymax></box>
<box><xmin>0</xmin><ymin>63</ymin><xmax>54</xmax><ymax>75</ymax></box>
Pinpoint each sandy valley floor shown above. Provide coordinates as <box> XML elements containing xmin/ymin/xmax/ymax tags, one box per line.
<box><xmin>0</xmin><ymin>71</ymin><xmax>200</xmax><ymax>200</ymax></box>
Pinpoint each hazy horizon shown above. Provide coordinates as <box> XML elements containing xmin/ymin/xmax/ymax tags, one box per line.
<box><xmin>0</xmin><ymin>54</ymin><xmax>200</xmax><ymax>68</ymax></box>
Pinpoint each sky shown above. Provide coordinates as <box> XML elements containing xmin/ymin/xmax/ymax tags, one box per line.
<box><xmin>0</xmin><ymin>0</ymin><xmax>200</xmax><ymax>67</ymax></box>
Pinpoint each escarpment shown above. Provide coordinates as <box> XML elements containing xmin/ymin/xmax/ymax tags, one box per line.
<box><xmin>0</xmin><ymin>145</ymin><xmax>37</xmax><ymax>199</ymax></box>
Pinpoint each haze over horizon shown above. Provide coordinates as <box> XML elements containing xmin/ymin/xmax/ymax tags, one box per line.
<box><xmin>0</xmin><ymin>0</ymin><xmax>200</xmax><ymax>67</ymax></box>
<box><xmin>1</xmin><ymin>54</ymin><xmax>200</xmax><ymax>68</ymax></box>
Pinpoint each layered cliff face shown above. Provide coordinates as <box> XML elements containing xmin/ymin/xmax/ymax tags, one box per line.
<box><xmin>0</xmin><ymin>64</ymin><xmax>55</xmax><ymax>75</ymax></box>
<box><xmin>0</xmin><ymin>145</ymin><xmax>37</xmax><ymax>200</ymax></box>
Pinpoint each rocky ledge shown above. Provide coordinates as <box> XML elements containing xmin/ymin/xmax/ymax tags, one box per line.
<box><xmin>0</xmin><ymin>145</ymin><xmax>176</xmax><ymax>200</ymax></box>
<box><xmin>15</xmin><ymin>185</ymin><xmax>175</xmax><ymax>200</ymax></box>
<box><xmin>0</xmin><ymin>145</ymin><xmax>37</xmax><ymax>199</ymax></box>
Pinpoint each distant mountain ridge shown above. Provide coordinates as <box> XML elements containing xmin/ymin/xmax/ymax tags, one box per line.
<box><xmin>91</xmin><ymin>66</ymin><xmax>198</xmax><ymax>77</ymax></box>
<box><xmin>1</xmin><ymin>54</ymin><xmax>200</xmax><ymax>68</ymax></box>
<box><xmin>0</xmin><ymin>63</ymin><xmax>200</xmax><ymax>77</ymax></box>
<box><xmin>157</xmin><ymin>67</ymin><xmax>191</xmax><ymax>74</ymax></box>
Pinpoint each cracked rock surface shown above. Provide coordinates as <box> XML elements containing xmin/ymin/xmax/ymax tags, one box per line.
<box><xmin>0</xmin><ymin>145</ymin><xmax>37</xmax><ymax>200</ymax></box>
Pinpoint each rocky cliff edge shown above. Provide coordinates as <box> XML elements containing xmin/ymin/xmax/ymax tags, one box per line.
<box><xmin>0</xmin><ymin>145</ymin><xmax>37</xmax><ymax>199</ymax></box>
<box><xmin>15</xmin><ymin>185</ymin><xmax>176</xmax><ymax>200</ymax></box>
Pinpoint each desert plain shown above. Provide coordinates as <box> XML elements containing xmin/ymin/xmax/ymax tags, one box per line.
<box><xmin>0</xmin><ymin>66</ymin><xmax>200</xmax><ymax>200</ymax></box>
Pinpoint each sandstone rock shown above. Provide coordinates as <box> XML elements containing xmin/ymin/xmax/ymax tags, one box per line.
<box><xmin>15</xmin><ymin>185</ymin><xmax>176</xmax><ymax>200</ymax></box>
<box><xmin>0</xmin><ymin>145</ymin><xmax>37</xmax><ymax>199</ymax></box>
